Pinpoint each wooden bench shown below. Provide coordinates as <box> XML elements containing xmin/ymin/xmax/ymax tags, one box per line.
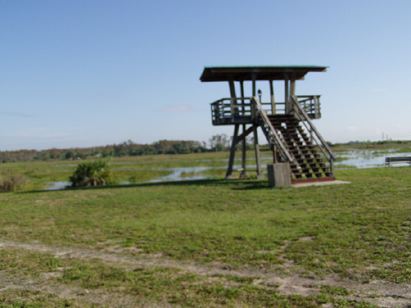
<box><xmin>385</xmin><ymin>156</ymin><xmax>411</xmax><ymax>166</ymax></box>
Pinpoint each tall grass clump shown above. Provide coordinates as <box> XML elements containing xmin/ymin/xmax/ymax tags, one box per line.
<box><xmin>0</xmin><ymin>170</ymin><xmax>27</xmax><ymax>192</ymax></box>
<box><xmin>70</xmin><ymin>160</ymin><xmax>112</xmax><ymax>187</ymax></box>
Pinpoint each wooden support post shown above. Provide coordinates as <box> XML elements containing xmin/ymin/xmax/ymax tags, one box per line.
<box><xmin>226</xmin><ymin>80</ymin><xmax>238</xmax><ymax>179</ymax></box>
<box><xmin>240</xmin><ymin>80</ymin><xmax>247</xmax><ymax>178</ymax></box>
<box><xmin>290</xmin><ymin>79</ymin><xmax>296</xmax><ymax>97</ymax></box>
<box><xmin>290</xmin><ymin>80</ymin><xmax>296</xmax><ymax>114</ymax></box>
<box><xmin>253</xmin><ymin>126</ymin><xmax>261</xmax><ymax>177</ymax></box>
<box><xmin>284</xmin><ymin>78</ymin><xmax>290</xmax><ymax>113</ymax></box>
<box><xmin>226</xmin><ymin>124</ymin><xmax>239</xmax><ymax>178</ymax></box>
<box><xmin>269</xmin><ymin>80</ymin><xmax>278</xmax><ymax>163</ymax></box>
<box><xmin>252</xmin><ymin>76</ymin><xmax>261</xmax><ymax>177</ymax></box>
<box><xmin>228</xmin><ymin>80</ymin><xmax>237</xmax><ymax>115</ymax></box>
<box><xmin>269</xmin><ymin>80</ymin><xmax>276</xmax><ymax>114</ymax></box>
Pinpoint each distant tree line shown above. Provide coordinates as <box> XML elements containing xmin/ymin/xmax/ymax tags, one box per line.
<box><xmin>0</xmin><ymin>136</ymin><xmax>243</xmax><ymax>163</ymax></box>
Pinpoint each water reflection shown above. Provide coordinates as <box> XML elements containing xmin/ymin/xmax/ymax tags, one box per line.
<box><xmin>149</xmin><ymin>166</ymin><xmax>210</xmax><ymax>182</ymax></box>
<box><xmin>47</xmin><ymin>181</ymin><xmax>70</xmax><ymax>190</ymax></box>
<box><xmin>335</xmin><ymin>150</ymin><xmax>411</xmax><ymax>168</ymax></box>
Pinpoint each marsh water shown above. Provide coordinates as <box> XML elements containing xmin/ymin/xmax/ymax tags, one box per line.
<box><xmin>149</xmin><ymin>166</ymin><xmax>210</xmax><ymax>182</ymax></box>
<box><xmin>46</xmin><ymin>149</ymin><xmax>410</xmax><ymax>190</ymax></box>
<box><xmin>47</xmin><ymin>181</ymin><xmax>70</xmax><ymax>190</ymax></box>
<box><xmin>335</xmin><ymin>150</ymin><xmax>411</xmax><ymax>168</ymax></box>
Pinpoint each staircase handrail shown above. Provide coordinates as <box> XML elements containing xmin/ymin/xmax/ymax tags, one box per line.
<box><xmin>290</xmin><ymin>95</ymin><xmax>335</xmax><ymax>160</ymax></box>
<box><xmin>251</xmin><ymin>96</ymin><xmax>294</xmax><ymax>162</ymax></box>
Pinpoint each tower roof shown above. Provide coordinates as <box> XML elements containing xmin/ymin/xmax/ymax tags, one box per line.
<box><xmin>200</xmin><ymin>66</ymin><xmax>327</xmax><ymax>82</ymax></box>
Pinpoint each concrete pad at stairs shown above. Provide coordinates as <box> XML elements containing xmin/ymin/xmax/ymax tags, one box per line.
<box><xmin>292</xmin><ymin>180</ymin><xmax>350</xmax><ymax>188</ymax></box>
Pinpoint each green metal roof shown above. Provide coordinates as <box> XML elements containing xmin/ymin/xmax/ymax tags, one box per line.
<box><xmin>200</xmin><ymin>65</ymin><xmax>327</xmax><ymax>82</ymax></box>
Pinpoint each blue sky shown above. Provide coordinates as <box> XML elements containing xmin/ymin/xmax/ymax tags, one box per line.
<box><xmin>1</xmin><ymin>0</ymin><xmax>411</xmax><ymax>150</ymax></box>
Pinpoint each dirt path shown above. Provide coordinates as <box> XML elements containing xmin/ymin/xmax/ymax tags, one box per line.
<box><xmin>0</xmin><ymin>270</ymin><xmax>154</xmax><ymax>306</ymax></box>
<box><xmin>1</xmin><ymin>240</ymin><xmax>411</xmax><ymax>307</ymax></box>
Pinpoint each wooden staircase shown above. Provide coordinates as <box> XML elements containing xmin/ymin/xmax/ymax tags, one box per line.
<box><xmin>268</xmin><ymin>114</ymin><xmax>334</xmax><ymax>181</ymax></box>
<box><xmin>252</xmin><ymin>95</ymin><xmax>335</xmax><ymax>183</ymax></box>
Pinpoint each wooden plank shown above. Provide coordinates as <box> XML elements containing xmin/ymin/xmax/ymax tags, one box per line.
<box><xmin>235</xmin><ymin>126</ymin><xmax>254</xmax><ymax>145</ymax></box>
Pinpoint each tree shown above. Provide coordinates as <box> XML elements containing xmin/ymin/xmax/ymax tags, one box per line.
<box><xmin>209</xmin><ymin>134</ymin><xmax>230</xmax><ymax>151</ymax></box>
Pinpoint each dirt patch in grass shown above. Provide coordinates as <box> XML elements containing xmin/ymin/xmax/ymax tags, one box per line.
<box><xmin>1</xmin><ymin>239</ymin><xmax>411</xmax><ymax>307</ymax></box>
<box><xmin>0</xmin><ymin>270</ymin><xmax>147</xmax><ymax>306</ymax></box>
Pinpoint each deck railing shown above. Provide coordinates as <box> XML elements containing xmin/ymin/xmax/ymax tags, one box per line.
<box><xmin>210</xmin><ymin>97</ymin><xmax>253</xmax><ymax>125</ymax></box>
<box><xmin>211</xmin><ymin>96</ymin><xmax>320</xmax><ymax>125</ymax></box>
<box><xmin>297</xmin><ymin>95</ymin><xmax>321</xmax><ymax>119</ymax></box>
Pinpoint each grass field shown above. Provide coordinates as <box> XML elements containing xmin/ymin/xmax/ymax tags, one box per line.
<box><xmin>0</xmin><ymin>150</ymin><xmax>410</xmax><ymax>306</ymax></box>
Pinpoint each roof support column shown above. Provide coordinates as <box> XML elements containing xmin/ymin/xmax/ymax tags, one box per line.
<box><xmin>290</xmin><ymin>79</ymin><xmax>296</xmax><ymax>114</ymax></box>
<box><xmin>284</xmin><ymin>78</ymin><xmax>290</xmax><ymax>114</ymax></box>
<box><xmin>290</xmin><ymin>79</ymin><xmax>296</xmax><ymax>97</ymax></box>
<box><xmin>269</xmin><ymin>80</ymin><xmax>276</xmax><ymax>115</ymax></box>
<box><xmin>226</xmin><ymin>79</ymin><xmax>238</xmax><ymax>179</ymax></box>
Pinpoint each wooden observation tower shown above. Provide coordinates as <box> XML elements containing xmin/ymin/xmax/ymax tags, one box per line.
<box><xmin>200</xmin><ymin>66</ymin><xmax>335</xmax><ymax>184</ymax></box>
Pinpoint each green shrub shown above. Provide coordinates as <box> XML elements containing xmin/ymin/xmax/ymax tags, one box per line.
<box><xmin>70</xmin><ymin>160</ymin><xmax>112</xmax><ymax>187</ymax></box>
<box><xmin>0</xmin><ymin>170</ymin><xmax>27</xmax><ymax>192</ymax></box>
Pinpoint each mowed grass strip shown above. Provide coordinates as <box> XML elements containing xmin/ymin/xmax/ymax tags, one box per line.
<box><xmin>0</xmin><ymin>166</ymin><xmax>410</xmax><ymax>284</ymax></box>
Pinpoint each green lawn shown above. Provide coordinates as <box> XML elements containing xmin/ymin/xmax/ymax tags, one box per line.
<box><xmin>0</xmin><ymin>152</ymin><xmax>410</xmax><ymax>306</ymax></box>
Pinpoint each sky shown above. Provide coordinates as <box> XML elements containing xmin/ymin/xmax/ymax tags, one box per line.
<box><xmin>1</xmin><ymin>0</ymin><xmax>411</xmax><ymax>150</ymax></box>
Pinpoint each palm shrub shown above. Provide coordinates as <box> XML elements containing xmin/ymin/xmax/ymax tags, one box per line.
<box><xmin>70</xmin><ymin>160</ymin><xmax>112</xmax><ymax>187</ymax></box>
